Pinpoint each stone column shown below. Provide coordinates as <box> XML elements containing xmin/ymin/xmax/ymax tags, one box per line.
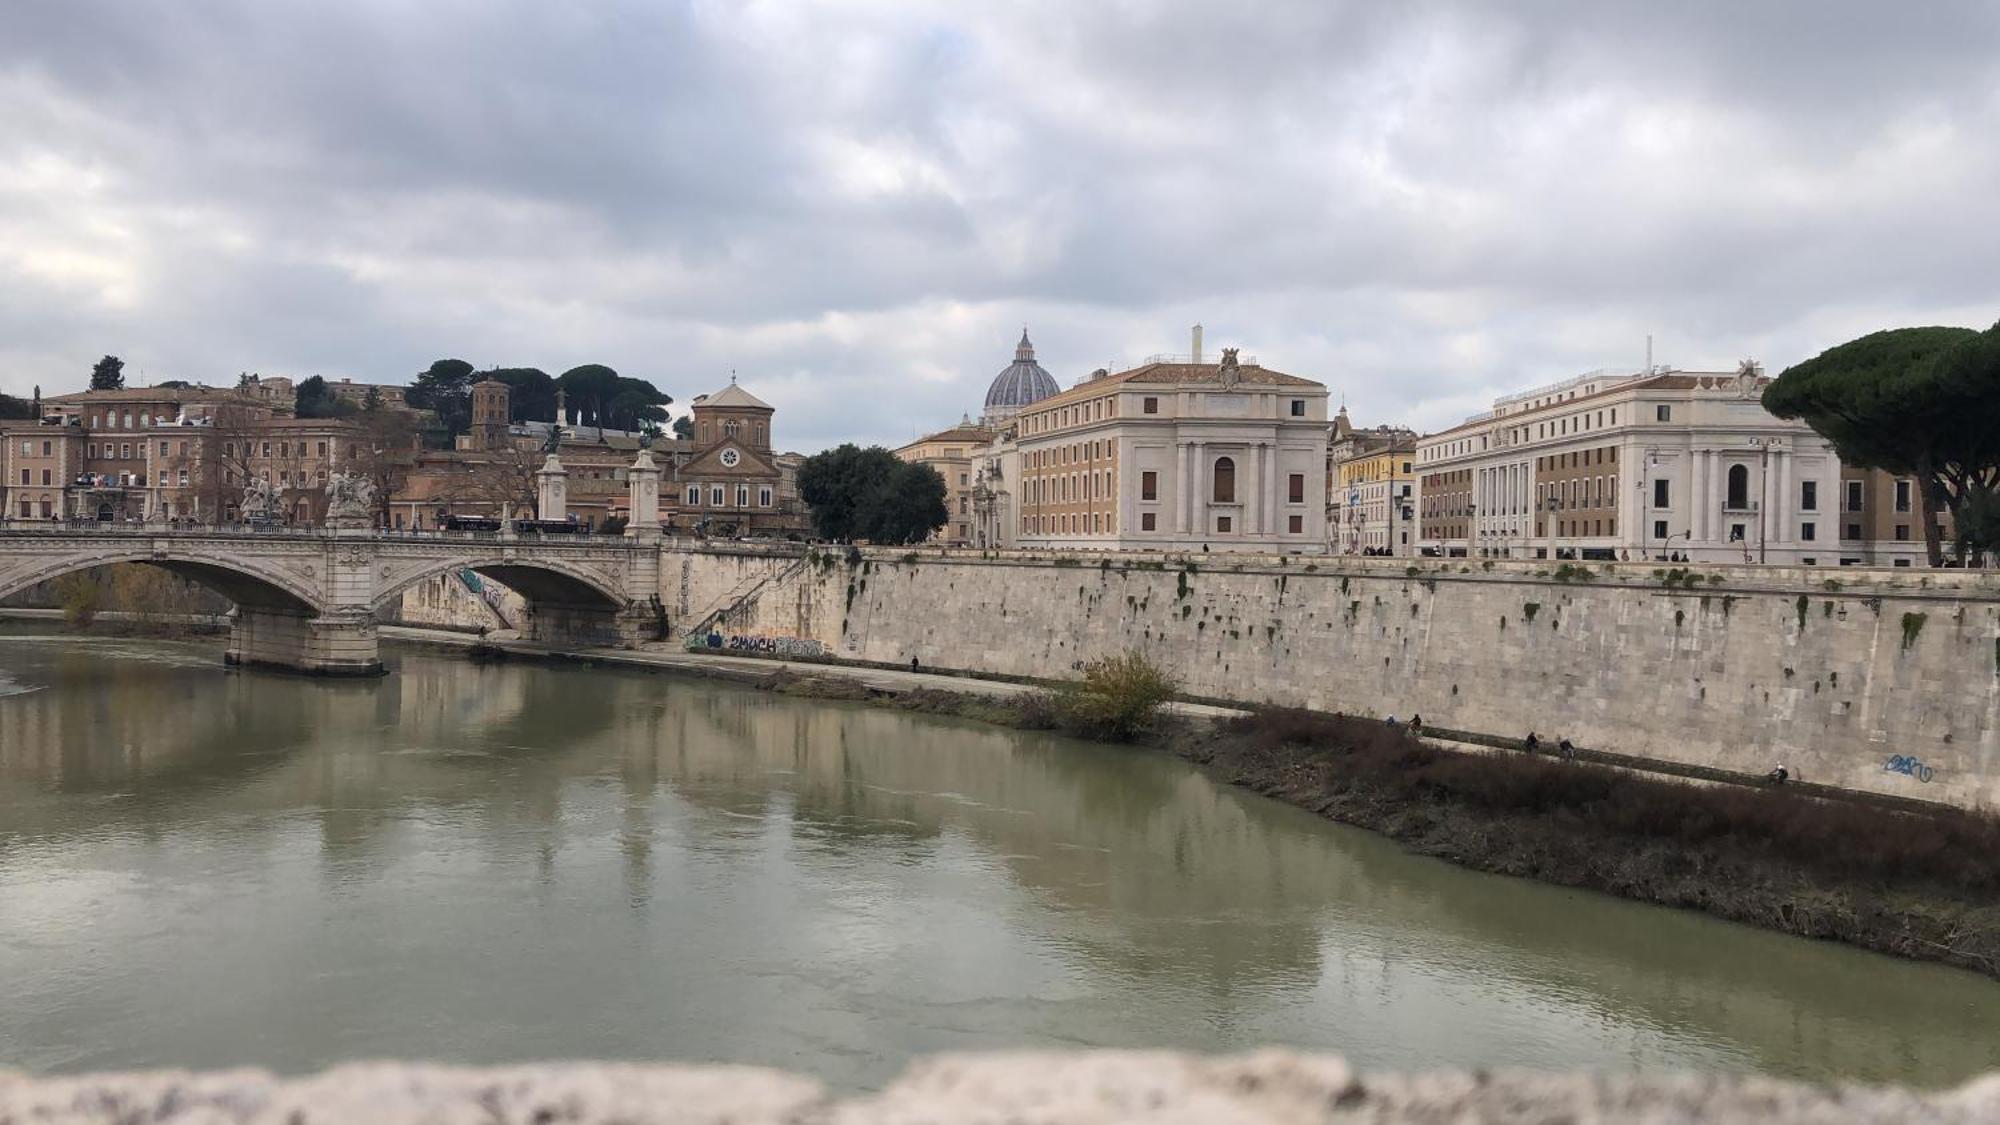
<box><xmin>1266</xmin><ymin>443</ymin><xmax>1281</xmax><ymax>536</ymax></box>
<box><xmin>1246</xmin><ymin>444</ymin><xmax>1262</xmax><ymax>537</ymax></box>
<box><xmin>1190</xmin><ymin>441</ymin><xmax>1205</xmax><ymax>538</ymax></box>
<box><xmin>626</xmin><ymin>450</ymin><xmax>661</xmax><ymax>540</ymax></box>
<box><xmin>536</xmin><ymin>455</ymin><xmax>568</xmax><ymax>522</ymax></box>
<box><xmin>1784</xmin><ymin>446</ymin><xmax>1800</xmax><ymax>544</ymax></box>
<box><xmin>1173</xmin><ymin>442</ymin><xmax>1189</xmax><ymax>535</ymax></box>
<box><xmin>1690</xmin><ymin>449</ymin><xmax>1706</xmax><ymax>545</ymax></box>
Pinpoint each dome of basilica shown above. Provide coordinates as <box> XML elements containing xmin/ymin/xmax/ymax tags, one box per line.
<box><xmin>982</xmin><ymin>329</ymin><xmax>1059</xmax><ymax>425</ymax></box>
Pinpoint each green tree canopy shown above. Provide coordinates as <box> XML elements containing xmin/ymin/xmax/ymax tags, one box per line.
<box><xmin>406</xmin><ymin>358</ymin><xmax>476</xmax><ymax>440</ymax></box>
<box><xmin>796</xmin><ymin>444</ymin><xmax>949</xmax><ymax>544</ymax></box>
<box><xmin>0</xmin><ymin>392</ymin><xmax>34</xmax><ymax>420</ymax></box>
<box><xmin>554</xmin><ymin>365</ymin><xmax>671</xmax><ymax>431</ymax></box>
<box><xmin>293</xmin><ymin>374</ymin><xmax>356</xmax><ymax>419</ymax></box>
<box><xmin>90</xmin><ymin>355</ymin><xmax>125</xmax><ymax>391</ymax></box>
<box><xmin>671</xmin><ymin>415</ymin><xmax>694</xmax><ymax>440</ymax></box>
<box><xmin>479</xmin><ymin>367</ymin><xmax>558</xmax><ymax>423</ymax></box>
<box><xmin>605</xmin><ymin>377</ymin><xmax>672</xmax><ymax>431</ymax></box>
<box><xmin>1765</xmin><ymin>323</ymin><xmax>2000</xmax><ymax>565</ymax></box>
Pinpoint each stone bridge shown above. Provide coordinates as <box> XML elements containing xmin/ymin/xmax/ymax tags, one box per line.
<box><xmin>0</xmin><ymin>525</ymin><xmax>664</xmax><ymax>675</ymax></box>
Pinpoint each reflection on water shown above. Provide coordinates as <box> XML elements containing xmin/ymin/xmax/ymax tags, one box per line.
<box><xmin>1</xmin><ymin>632</ymin><xmax>1997</xmax><ymax>1090</ymax></box>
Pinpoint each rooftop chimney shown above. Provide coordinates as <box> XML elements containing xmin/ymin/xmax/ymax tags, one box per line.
<box><xmin>1191</xmin><ymin>323</ymin><xmax>1203</xmax><ymax>364</ymax></box>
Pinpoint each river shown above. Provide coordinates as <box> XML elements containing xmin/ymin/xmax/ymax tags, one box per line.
<box><xmin>1</xmin><ymin>631</ymin><xmax>1995</xmax><ymax>1090</ymax></box>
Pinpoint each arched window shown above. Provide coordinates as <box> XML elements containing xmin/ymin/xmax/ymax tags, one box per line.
<box><xmin>1213</xmin><ymin>456</ymin><xmax>1236</xmax><ymax>503</ymax></box>
<box><xmin>724</xmin><ymin>420</ymin><xmax>740</xmax><ymax>438</ymax></box>
<box><xmin>1727</xmin><ymin>464</ymin><xmax>1749</xmax><ymax>510</ymax></box>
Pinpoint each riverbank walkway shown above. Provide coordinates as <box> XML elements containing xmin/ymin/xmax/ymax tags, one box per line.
<box><xmin>379</xmin><ymin>625</ymin><xmax>1248</xmax><ymax>720</ymax></box>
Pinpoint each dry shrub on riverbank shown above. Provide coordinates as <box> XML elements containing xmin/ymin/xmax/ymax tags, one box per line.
<box><xmin>1207</xmin><ymin>708</ymin><xmax>2000</xmax><ymax>897</ymax></box>
<box><xmin>994</xmin><ymin>657</ymin><xmax>1178</xmax><ymax>741</ymax></box>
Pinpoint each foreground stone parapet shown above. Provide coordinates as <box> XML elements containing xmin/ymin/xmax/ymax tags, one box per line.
<box><xmin>4</xmin><ymin>1051</ymin><xmax>1998</xmax><ymax>1123</ymax></box>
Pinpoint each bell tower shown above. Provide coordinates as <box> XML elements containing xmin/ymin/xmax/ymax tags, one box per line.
<box><xmin>470</xmin><ymin>378</ymin><xmax>511</xmax><ymax>451</ymax></box>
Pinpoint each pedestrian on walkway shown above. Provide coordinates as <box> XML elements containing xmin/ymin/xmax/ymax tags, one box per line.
<box><xmin>1524</xmin><ymin>731</ymin><xmax>1539</xmax><ymax>752</ymax></box>
<box><xmin>1558</xmin><ymin>737</ymin><xmax>1575</xmax><ymax>761</ymax></box>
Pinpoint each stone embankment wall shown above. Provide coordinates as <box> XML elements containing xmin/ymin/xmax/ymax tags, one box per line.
<box><xmin>4</xmin><ymin>1052</ymin><xmax>1995</xmax><ymax>1123</ymax></box>
<box><xmin>679</xmin><ymin>547</ymin><xmax>2000</xmax><ymax>809</ymax></box>
<box><xmin>389</xmin><ymin>571</ymin><xmax>526</xmax><ymax>632</ymax></box>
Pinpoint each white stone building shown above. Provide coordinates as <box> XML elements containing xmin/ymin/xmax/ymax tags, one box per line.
<box><xmin>1009</xmin><ymin>348</ymin><xmax>1330</xmax><ymax>553</ymax></box>
<box><xmin>1414</xmin><ymin>363</ymin><xmax>1936</xmax><ymax>566</ymax></box>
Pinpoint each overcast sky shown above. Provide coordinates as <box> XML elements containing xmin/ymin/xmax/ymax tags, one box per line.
<box><xmin>4</xmin><ymin>1</ymin><xmax>1998</xmax><ymax>449</ymax></box>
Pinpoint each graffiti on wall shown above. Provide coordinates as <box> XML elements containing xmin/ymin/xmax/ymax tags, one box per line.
<box><xmin>1884</xmin><ymin>754</ymin><xmax>1936</xmax><ymax>784</ymax></box>
<box><xmin>684</xmin><ymin>632</ymin><xmax>826</xmax><ymax>658</ymax></box>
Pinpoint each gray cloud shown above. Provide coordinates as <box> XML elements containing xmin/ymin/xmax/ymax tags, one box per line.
<box><xmin>3</xmin><ymin>0</ymin><xmax>1998</xmax><ymax>445</ymax></box>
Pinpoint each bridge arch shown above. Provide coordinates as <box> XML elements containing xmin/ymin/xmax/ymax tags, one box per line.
<box><xmin>370</xmin><ymin>555</ymin><xmax>628</xmax><ymax>616</ymax></box>
<box><xmin>0</xmin><ymin>548</ymin><xmax>326</xmax><ymax>615</ymax></box>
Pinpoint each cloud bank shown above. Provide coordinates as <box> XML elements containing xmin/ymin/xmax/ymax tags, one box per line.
<box><xmin>4</xmin><ymin>0</ymin><xmax>1998</xmax><ymax>447</ymax></box>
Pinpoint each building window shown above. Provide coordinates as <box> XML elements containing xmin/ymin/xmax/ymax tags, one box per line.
<box><xmin>759</xmin><ymin>487</ymin><xmax>772</xmax><ymax>507</ymax></box>
<box><xmin>1845</xmin><ymin>480</ymin><xmax>1864</xmax><ymax>511</ymax></box>
<box><xmin>121</xmin><ymin>442</ymin><xmax>132</xmax><ymax>459</ymax></box>
<box><xmin>1212</xmin><ymin>456</ymin><xmax>1235</xmax><ymax>503</ymax></box>
<box><xmin>684</xmin><ymin>485</ymin><xmax>701</xmax><ymax>505</ymax></box>
<box><xmin>736</xmin><ymin>484</ymin><xmax>750</xmax><ymax>507</ymax></box>
<box><xmin>710</xmin><ymin>485</ymin><xmax>725</xmax><ymax>506</ymax></box>
<box><xmin>1800</xmin><ymin>480</ymin><xmax>1817</xmax><ymax>511</ymax></box>
<box><xmin>1216</xmin><ymin>515</ymin><xmax>1232</xmax><ymax>533</ymax></box>
<box><xmin>1141</xmin><ymin>470</ymin><xmax>1157</xmax><ymax>500</ymax></box>
<box><xmin>1290</xmin><ymin>399</ymin><xmax>1305</xmax><ymax>417</ymax></box>
<box><xmin>1142</xmin><ymin>397</ymin><xmax>1158</xmax><ymax>414</ymax></box>
<box><xmin>1655</xmin><ymin>404</ymin><xmax>1671</xmax><ymax>422</ymax></box>
<box><xmin>40</xmin><ymin>469</ymin><xmax>51</xmax><ymax>485</ymax></box>
<box><xmin>1652</xmin><ymin>479</ymin><xmax>1669</xmax><ymax>508</ymax></box>
<box><xmin>1726</xmin><ymin>464</ymin><xmax>1749</xmax><ymax>510</ymax></box>
<box><xmin>318</xmin><ymin>442</ymin><xmax>328</xmax><ymax>457</ymax></box>
<box><xmin>1801</xmin><ymin>522</ymin><xmax>1816</xmax><ymax>541</ymax></box>
<box><xmin>1845</xmin><ymin>522</ymin><xmax>1861</xmax><ymax>539</ymax></box>
<box><xmin>1729</xmin><ymin>523</ymin><xmax>1746</xmax><ymax>542</ymax></box>
<box><xmin>159</xmin><ymin>441</ymin><xmax>170</xmax><ymax>457</ymax></box>
<box><xmin>261</xmin><ymin>442</ymin><xmax>271</xmax><ymax>457</ymax></box>
<box><xmin>1653</xmin><ymin>520</ymin><xmax>1668</xmax><ymax>539</ymax></box>
<box><xmin>1894</xmin><ymin>480</ymin><xmax>1911</xmax><ymax>512</ymax></box>
<box><xmin>16</xmin><ymin>469</ymin><xmax>25</xmax><ymax>485</ymax></box>
<box><xmin>1288</xmin><ymin>514</ymin><xmax>1303</xmax><ymax>533</ymax></box>
<box><xmin>1288</xmin><ymin>473</ymin><xmax>1304</xmax><ymax>503</ymax></box>
<box><xmin>1142</xmin><ymin>512</ymin><xmax>1156</xmax><ymax>531</ymax></box>
<box><xmin>1894</xmin><ymin>524</ymin><xmax>1910</xmax><ymax>541</ymax></box>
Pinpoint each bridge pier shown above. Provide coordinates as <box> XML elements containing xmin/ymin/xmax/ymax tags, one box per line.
<box><xmin>517</xmin><ymin>601</ymin><xmax>658</xmax><ymax>650</ymax></box>
<box><xmin>226</xmin><ymin>608</ymin><xmax>384</xmax><ymax>677</ymax></box>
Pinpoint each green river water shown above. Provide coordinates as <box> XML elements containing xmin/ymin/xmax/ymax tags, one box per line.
<box><xmin>0</xmin><ymin>632</ymin><xmax>1995</xmax><ymax>1090</ymax></box>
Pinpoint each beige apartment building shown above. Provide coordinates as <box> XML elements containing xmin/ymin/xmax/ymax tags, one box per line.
<box><xmin>1326</xmin><ymin>408</ymin><xmax>1417</xmax><ymax>556</ymax></box>
<box><xmin>894</xmin><ymin>417</ymin><xmax>994</xmax><ymax>545</ymax></box>
<box><xmin>3</xmin><ymin>386</ymin><xmax>364</xmax><ymax>525</ymax></box>
<box><xmin>1414</xmin><ymin>363</ymin><xmax>1940</xmax><ymax>566</ymax></box>
<box><xmin>1011</xmin><ymin>348</ymin><xmax>1330</xmax><ymax>552</ymax></box>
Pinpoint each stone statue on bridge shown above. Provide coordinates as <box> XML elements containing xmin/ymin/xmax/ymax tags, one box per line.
<box><xmin>324</xmin><ymin>472</ymin><xmax>376</xmax><ymax>527</ymax></box>
<box><xmin>240</xmin><ymin>476</ymin><xmax>284</xmax><ymax>524</ymax></box>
